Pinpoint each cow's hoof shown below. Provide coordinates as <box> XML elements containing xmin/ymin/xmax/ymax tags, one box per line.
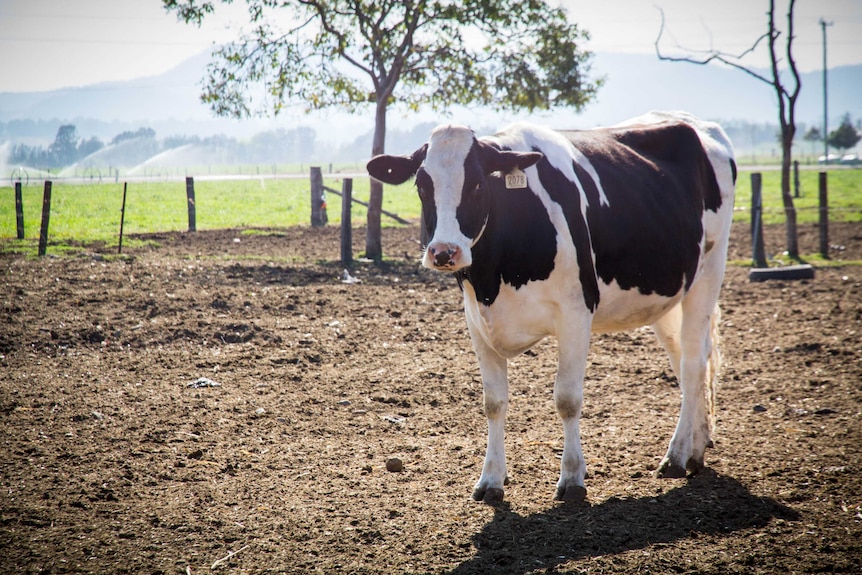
<box><xmin>473</xmin><ymin>487</ymin><xmax>504</xmax><ymax>506</ymax></box>
<box><xmin>554</xmin><ymin>484</ymin><xmax>587</xmax><ymax>503</ymax></box>
<box><xmin>657</xmin><ymin>459</ymin><xmax>687</xmax><ymax>478</ymax></box>
<box><xmin>686</xmin><ymin>455</ymin><xmax>704</xmax><ymax>474</ymax></box>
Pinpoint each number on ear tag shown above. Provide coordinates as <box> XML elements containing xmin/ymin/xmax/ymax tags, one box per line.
<box><xmin>505</xmin><ymin>168</ymin><xmax>528</xmax><ymax>189</ymax></box>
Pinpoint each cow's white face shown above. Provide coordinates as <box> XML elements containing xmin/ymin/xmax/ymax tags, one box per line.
<box><xmin>367</xmin><ymin>124</ymin><xmax>543</xmax><ymax>272</ymax></box>
<box><xmin>418</xmin><ymin>125</ymin><xmax>484</xmax><ymax>270</ymax></box>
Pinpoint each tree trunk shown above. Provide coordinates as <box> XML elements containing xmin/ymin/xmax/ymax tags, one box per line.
<box><xmin>780</xmin><ymin>135</ymin><xmax>799</xmax><ymax>258</ymax></box>
<box><xmin>365</xmin><ymin>98</ymin><xmax>387</xmax><ymax>261</ymax></box>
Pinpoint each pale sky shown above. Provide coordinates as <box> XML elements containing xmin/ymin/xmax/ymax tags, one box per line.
<box><xmin>564</xmin><ymin>0</ymin><xmax>862</xmax><ymax>72</ymax></box>
<box><xmin>1</xmin><ymin>0</ymin><xmax>860</xmax><ymax>93</ymax></box>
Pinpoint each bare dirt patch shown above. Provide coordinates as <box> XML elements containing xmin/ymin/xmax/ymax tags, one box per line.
<box><xmin>1</xmin><ymin>222</ymin><xmax>860</xmax><ymax>574</ymax></box>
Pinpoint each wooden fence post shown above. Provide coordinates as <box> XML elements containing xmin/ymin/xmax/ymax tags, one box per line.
<box><xmin>819</xmin><ymin>171</ymin><xmax>829</xmax><ymax>259</ymax></box>
<box><xmin>310</xmin><ymin>167</ymin><xmax>326</xmax><ymax>227</ymax></box>
<box><xmin>185</xmin><ymin>176</ymin><xmax>196</xmax><ymax>232</ymax></box>
<box><xmin>750</xmin><ymin>173</ymin><xmax>767</xmax><ymax>268</ymax></box>
<box><xmin>341</xmin><ymin>178</ymin><xmax>353</xmax><ymax>266</ymax></box>
<box><xmin>38</xmin><ymin>181</ymin><xmax>52</xmax><ymax>257</ymax></box>
<box><xmin>14</xmin><ymin>181</ymin><xmax>24</xmax><ymax>240</ymax></box>
<box><xmin>118</xmin><ymin>182</ymin><xmax>128</xmax><ymax>254</ymax></box>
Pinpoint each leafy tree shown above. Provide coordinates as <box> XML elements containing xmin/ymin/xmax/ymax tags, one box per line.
<box><xmin>164</xmin><ymin>0</ymin><xmax>601</xmax><ymax>260</ymax></box>
<box><xmin>656</xmin><ymin>0</ymin><xmax>803</xmax><ymax>259</ymax></box>
<box><xmin>77</xmin><ymin>136</ymin><xmax>105</xmax><ymax>159</ymax></box>
<box><xmin>10</xmin><ymin>143</ymin><xmax>44</xmax><ymax>168</ymax></box>
<box><xmin>803</xmin><ymin>126</ymin><xmax>821</xmax><ymax>143</ymax></box>
<box><xmin>827</xmin><ymin>114</ymin><xmax>861</xmax><ymax>152</ymax></box>
<box><xmin>803</xmin><ymin>126</ymin><xmax>821</xmax><ymax>157</ymax></box>
<box><xmin>111</xmin><ymin>127</ymin><xmax>156</xmax><ymax>146</ymax></box>
<box><xmin>49</xmin><ymin>125</ymin><xmax>80</xmax><ymax>167</ymax></box>
<box><xmin>163</xmin><ymin>134</ymin><xmax>202</xmax><ymax>149</ymax></box>
<box><xmin>246</xmin><ymin>127</ymin><xmax>317</xmax><ymax>164</ymax></box>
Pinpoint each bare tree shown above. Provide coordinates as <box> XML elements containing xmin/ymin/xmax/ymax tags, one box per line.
<box><xmin>655</xmin><ymin>0</ymin><xmax>801</xmax><ymax>258</ymax></box>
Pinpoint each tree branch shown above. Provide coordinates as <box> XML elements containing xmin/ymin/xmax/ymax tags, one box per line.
<box><xmin>785</xmin><ymin>0</ymin><xmax>802</xmax><ymax>118</ymax></box>
<box><xmin>382</xmin><ymin>0</ymin><xmax>424</xmax><ymax>97</ymax></box>
<box><xmin>654</xmin><ymin>6</ymin><xmax>775</xmax><ymax>86</ymax></box>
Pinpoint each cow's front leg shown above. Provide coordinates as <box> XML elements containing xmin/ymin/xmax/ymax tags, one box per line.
<box><xmin>470</xmin><ymin>334</ymin><xmax>509</xmax><ymax>505</ymax></box>
<box><xmin>554</xmin><ymin>318</ymin><xmax>592</xmax><ymax>502</ymax></box>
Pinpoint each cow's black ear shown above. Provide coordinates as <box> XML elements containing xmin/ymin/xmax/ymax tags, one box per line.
<box><xmin>367</xmin><ymin>144</ymin><xmax>428</xmax><ymax>185</ymax></box>
<box><xmin>480</xmin><ymin>143</ymin><xmax>543</xmax><ymax>175</ymax></box>
<box><xmin>512</xmin><ymin>151</ymin><xmax>543</xmax><ymax>170</ymax></box>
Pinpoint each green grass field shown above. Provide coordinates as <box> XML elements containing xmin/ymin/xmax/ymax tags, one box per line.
<box><xmin>1</xmin><ymin>168</ymin><xmax>859</xmax><ymax>251</ymax></box>
<box><xmin>0</xmin><ymin>176</ymin><xmax>418</xmax><ymax>245</ymax></box>
<box><xmin>733</xmin><ymin>169</ymin><xmax>862</xmax><ymax>225</ymax></box>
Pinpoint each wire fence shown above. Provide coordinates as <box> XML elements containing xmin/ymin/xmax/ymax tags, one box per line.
<box><xmin>6</xmin><ymin>163</ymin><xmax>368</xmax><ymax>187</ymax></box>
<box><xmin>3</xmin><ymin>169</ymin><xmax>860</xmax><ymax>263</ymax></box>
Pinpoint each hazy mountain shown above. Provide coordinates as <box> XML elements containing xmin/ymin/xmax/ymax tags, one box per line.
<box><xmin>582</xmin><ymin>53</ymin><xmax>861</xmax><ymax>130</ymax></box>
<box><xmin>1</xmin><ymin>50</ymin><xmax>860</xmax><ymax>150</ymax></box>
<box><xmin>0</xmin><ymin>52</ymin><xmax>213</xmax><ymax>124</ymax></box>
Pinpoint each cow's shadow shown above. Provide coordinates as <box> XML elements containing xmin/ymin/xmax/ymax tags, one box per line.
<box><xmin>445</xmin><ymin>471</ymin><xmax>799</xmax><ymax>575</ymax></box>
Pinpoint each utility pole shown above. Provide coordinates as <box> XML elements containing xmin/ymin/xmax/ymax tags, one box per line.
<box><xmin>820</xmin><ymin>18</ymin><xmax>833</xmax><ymax>163</ymax></box>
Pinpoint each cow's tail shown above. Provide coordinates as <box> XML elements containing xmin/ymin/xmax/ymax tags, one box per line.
<box><xmin>706</xmin><ymin>303</ymin><xmax>722</xmax><ymax>432</ymax></box>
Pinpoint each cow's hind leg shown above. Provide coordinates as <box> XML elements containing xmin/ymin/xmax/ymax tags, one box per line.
<box><xmin>469</xmin><ymin>331</ymin><xmax>509</xmax><ymax>504</ymax></box>
<box><xmin>653</xmin><ymin>302</ymin><xmax>718</xmax><ymax>450</ymax></box>
<box><xmin>553</xmin><ymin>316</ymin><xmax>592</xmax><ymax>502</ymax></box>
<box><xmin>658</xmin><ymin>281</ymin><xmax>722</xmax><ymax>479</ymax></box>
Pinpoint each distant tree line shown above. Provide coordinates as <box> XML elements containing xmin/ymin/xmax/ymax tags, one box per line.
<box><xmin>10</xmin><ymin>125</ymin><xmax>104</xmax><ymax>169</ymax></box>
<box><xmin>721</xmin><ymin>114</ymin><xmax>860</xmax><ymax>156</ymax></box>
<box><xmin>4</xmin><ymin>116</ymin><xmax>858</xmax><ymax>171</ymax></box>
<box><xmin>6</xmin><ymin>124</ymin><xmax>319</xmax><ymax>169</ymax></box>
<box><xmin>111</xmin><ymin>127</ymin><xmax>156</xmax><ymax>146</ymax></box>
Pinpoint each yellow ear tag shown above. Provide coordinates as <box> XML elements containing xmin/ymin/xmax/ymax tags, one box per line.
<box><xmin>505</xmin><ymin>168</ymin><xmax>528</xmax><ymax>189</ymax></box>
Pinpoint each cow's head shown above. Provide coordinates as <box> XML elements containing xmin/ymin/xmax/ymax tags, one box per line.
<box><xmin>367</xmin><ymin>125</ymin><xmax>542</xmax><ymax>271</ymax></box>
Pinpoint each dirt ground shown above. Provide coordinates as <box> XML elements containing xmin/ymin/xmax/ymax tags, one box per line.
<box><xmin>1</xmin><ymin>221</ymin><xmax>860</xmax><ymax>575</ymax></box>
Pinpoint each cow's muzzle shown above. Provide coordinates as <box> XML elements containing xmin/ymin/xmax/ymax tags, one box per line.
<box><xmin>425</xmin><ymin>241</ymin><xmax>465</xmax><ymax>270</ymax></box>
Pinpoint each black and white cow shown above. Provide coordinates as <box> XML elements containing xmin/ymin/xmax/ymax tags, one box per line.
<box><xmin>367</xmin><ymin>111</ymin><xmax>736</xmax><ymax>504</ymax></box>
